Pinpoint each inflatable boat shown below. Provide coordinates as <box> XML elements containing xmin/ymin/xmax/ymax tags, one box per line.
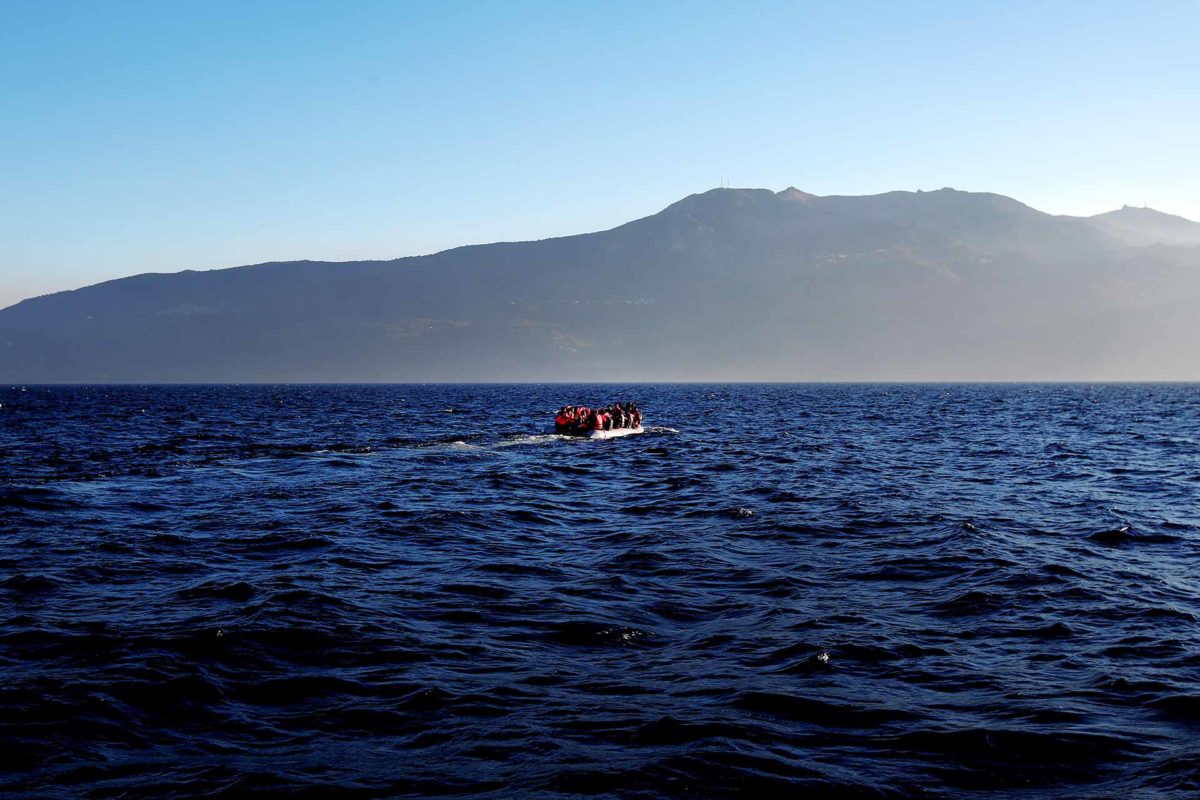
<box><xmin>553</xmin><ymin>402</ymin><xmax>644</xmax><ymax>439</ymax></box>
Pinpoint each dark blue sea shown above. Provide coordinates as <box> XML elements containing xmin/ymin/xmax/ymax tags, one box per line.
<box><xmin>3</xmin><ymin>384</ymin><xmax>1200</xmax><ymax>799</ymax></box>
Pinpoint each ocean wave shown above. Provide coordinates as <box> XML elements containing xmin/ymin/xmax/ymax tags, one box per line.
<box><xmin>3</xmin><ymin>383</ymin><xmax>1199</xmax><ymax>797</ymax></box>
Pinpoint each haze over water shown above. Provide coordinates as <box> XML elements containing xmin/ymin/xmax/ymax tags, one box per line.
<box><xmin>4</xmin><ymin>383</ymin><xmax>1200</xmax><ymax>798</ymax></box>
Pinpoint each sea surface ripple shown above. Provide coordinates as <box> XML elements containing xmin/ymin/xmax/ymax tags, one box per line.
<box><xmin>2</xmin><ymin>383</ymin><xmax>1200</xmax><ymax>798</ymax></box>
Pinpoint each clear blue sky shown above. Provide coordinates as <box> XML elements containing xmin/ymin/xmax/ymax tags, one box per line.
<box><xmin>2</xmin><ymin>0</ymin><xmax>1196</xmax><ymax>308</ymax></box>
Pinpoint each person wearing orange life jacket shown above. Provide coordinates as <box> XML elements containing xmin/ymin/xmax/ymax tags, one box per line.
<box><xmin>555</xmin><ymin>407</ymin><xmax>570</xmax><ymax>432</ymax></box>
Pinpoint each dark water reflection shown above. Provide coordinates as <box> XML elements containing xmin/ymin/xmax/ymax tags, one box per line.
<box><xmin>2</xmin><ymin>384</ymin><xmax>1199</xmax><ymax>798</ymax></box>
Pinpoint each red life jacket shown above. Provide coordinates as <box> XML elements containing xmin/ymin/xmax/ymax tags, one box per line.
<box><xmin>592</xmin><ymin>414</ymin><xmax>603</xmax><ymax>430</ymax></box>
<box><xmin>555</xmin><ymin>413</ymin><xmax>568</xmax><ymax>427</ymax></box>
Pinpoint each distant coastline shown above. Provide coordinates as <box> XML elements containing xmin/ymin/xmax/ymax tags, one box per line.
<box><xmin>2</xmin><ymin>188</ymin><xmax>1198</xmax><ymax>383</ymax></box>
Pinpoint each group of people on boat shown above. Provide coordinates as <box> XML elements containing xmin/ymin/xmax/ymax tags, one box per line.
<box><xmin>555</xmin><ymin>402</ymin><xmax>642</xmax><ymax>434</ymax></box>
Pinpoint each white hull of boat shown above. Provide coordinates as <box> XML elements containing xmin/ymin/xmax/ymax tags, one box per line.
<box><xmin>554</xmin><ymin>426</ymin><xmax>645</xmax><ymax>439</ymax></box>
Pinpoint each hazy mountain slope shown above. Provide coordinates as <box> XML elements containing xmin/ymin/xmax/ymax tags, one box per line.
<box><xmin>1087</xmin><ymin>206</ymin><xmax>1200</xmax><ymax>247</ymax></box>
<box><xmin>2</xmin><ymin>188</ymin><xmax>1198</xmax><ymax>381</ymax></box>
<box><xmin>816</xmin><ymin>188</ymin><xmax>1109</xmax><ymax>256</ymax></box>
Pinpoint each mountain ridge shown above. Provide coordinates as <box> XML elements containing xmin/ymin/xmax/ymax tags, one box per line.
<box><xmin>3</xmin><ymin>187</ymin><xmax>1198</xmax><ymax>382</ymax></box>
<box><xmin>7</xmin><ymin>188</ymin><xmax>1196</xmax><ymax>312</ymax></box>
